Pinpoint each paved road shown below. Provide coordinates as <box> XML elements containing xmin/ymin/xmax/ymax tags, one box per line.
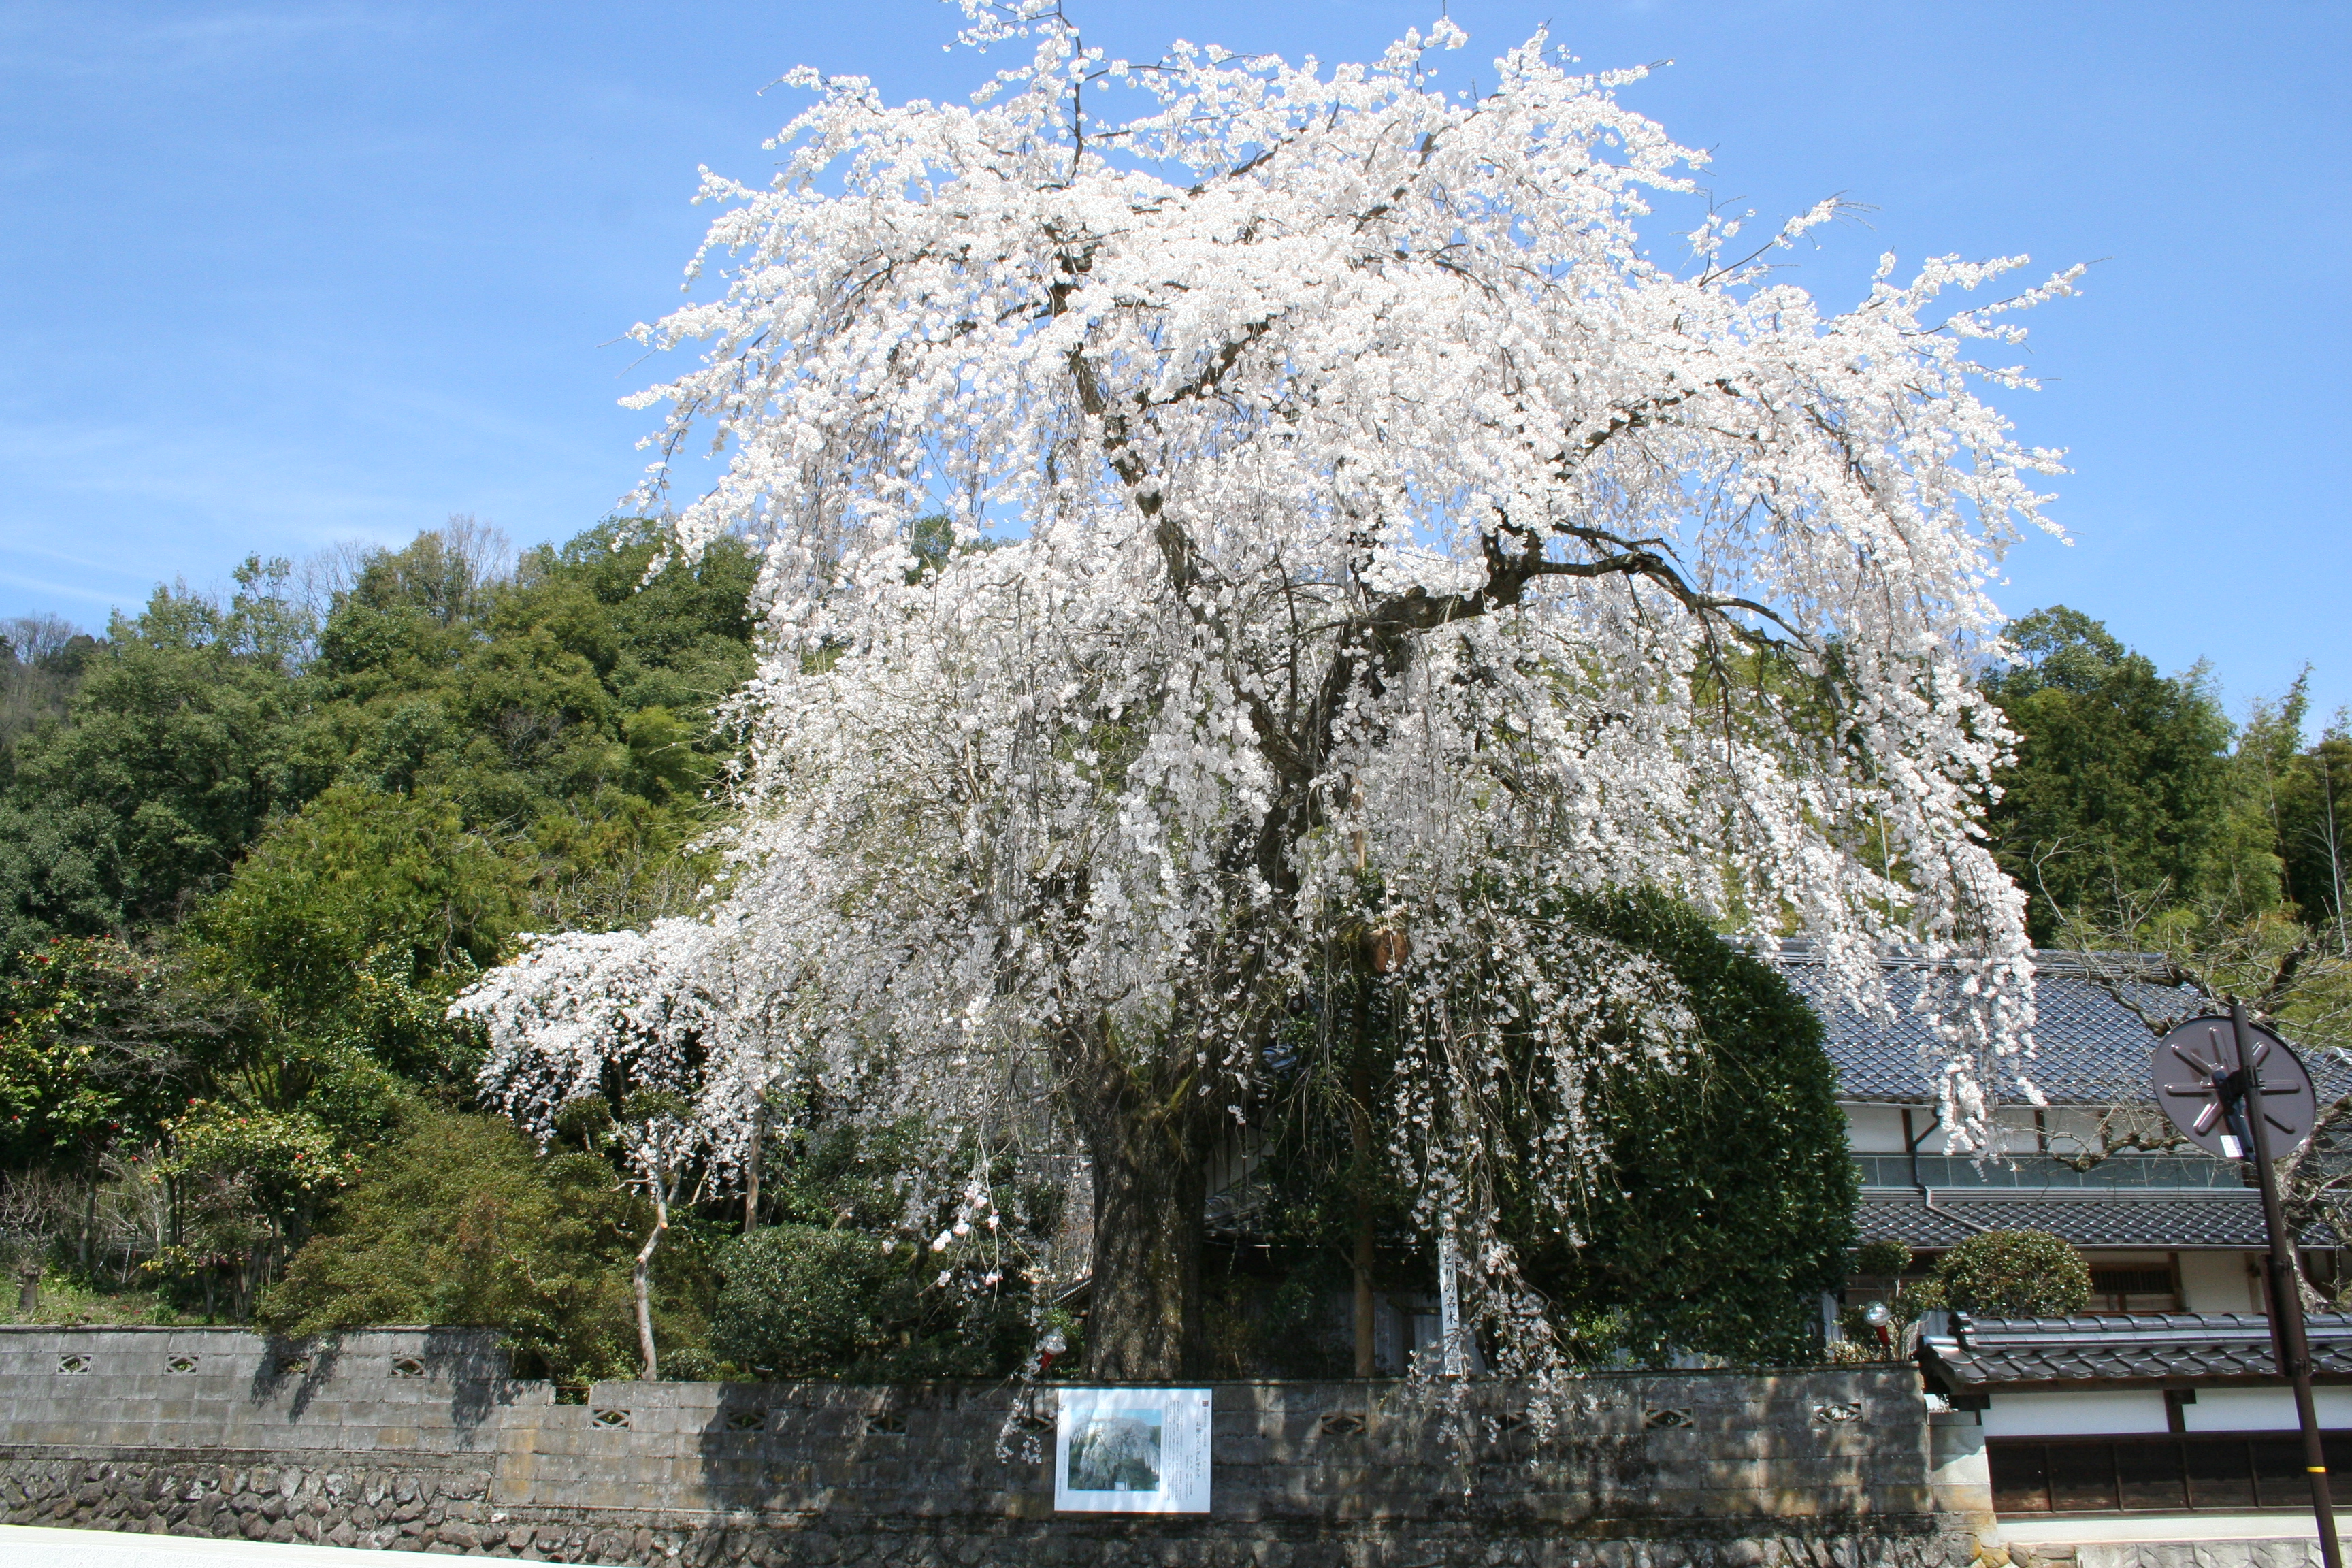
<box><xmin>0</xmin><ymin>1526</ymin><xmax>488</xmax><ymax>1564</ymax></box>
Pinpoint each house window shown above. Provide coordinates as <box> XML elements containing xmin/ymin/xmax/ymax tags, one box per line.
<box><xmin>1991</xmin><ymin>1433</ymin><xmax>2341</xmax><ymax>1514</ymax></box>
<box><xmin>2086</xmin><ymin>1261</ymin><xmax>2181</xmax><ymax>1313</ymax></box>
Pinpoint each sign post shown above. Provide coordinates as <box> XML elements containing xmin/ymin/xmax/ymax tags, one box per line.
<box><xmin>2154</xmin><ymin>1005</ymin><xmax>2339</xmax><ymax>1568</ymax></box>
<box><xmin>1437</xmin><ymin>1216</ymin><xmax>1467</xmax><ymax>1377</ymax></box>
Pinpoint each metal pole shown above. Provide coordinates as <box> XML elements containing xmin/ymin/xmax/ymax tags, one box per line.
<box><xmin>2234</xmin><ymin>998</ymin><xmax>2342</xmax><ymax>1568</ymax></box>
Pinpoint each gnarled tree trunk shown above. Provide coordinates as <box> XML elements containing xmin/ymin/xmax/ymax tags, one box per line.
<box><xmin>1083</xmin><ymin>1109</ymin><xmax>1209</xmax><ymax>1380</ymax></box>
<box><xmin>1066</xmin><ymin>1024</ymin><xmax>1213</xmax><ymax>1381</ymax></box>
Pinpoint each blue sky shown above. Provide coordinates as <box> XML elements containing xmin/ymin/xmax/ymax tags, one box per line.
<box><xmin>1</xmin><ymin>2</ymin><xmax>2345</xmax><ymax>723</ymax></box>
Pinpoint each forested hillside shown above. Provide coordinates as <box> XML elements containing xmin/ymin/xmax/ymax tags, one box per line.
<box><xmin>2</xmin><ymin>517</ymin><xmax>2346</xmax><ymax>1369</ymax></box>
<box><xmin>0</xmin><ymin>519</ymin><xmax>760</xmax><ymax>1355</ymax></box>
<box><xmin>1978</xmin><ymin>606</ymin><xmax>2346</xmax><ymax>941</ymax></box>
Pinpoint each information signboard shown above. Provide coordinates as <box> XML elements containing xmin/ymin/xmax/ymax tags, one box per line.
<box><xmin>1053</xmin><ymin>1386</ymin><xmax>1212</xmax><ymax>1514</ymax></box>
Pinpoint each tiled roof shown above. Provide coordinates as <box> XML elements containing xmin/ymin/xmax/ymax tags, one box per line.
<box><xmin>1920</xmin><ymin>1311</ymin><xmax>2352</xmax><ymax>1388</ymax></box>
<box><xmin>1761</xmin><ymin>947</ymin><xmax>2352</xmax><ymax>1108</ymax></box>
<box><xmin>1855</xmin><ymin>1192</ymin><xmax>2289</xmax><ymax>1250</ymax></box>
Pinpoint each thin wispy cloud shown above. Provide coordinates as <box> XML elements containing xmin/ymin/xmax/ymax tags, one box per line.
<box><xmin>0</xmin><ymin>3</ymin><xmax>409</xmax><ymax>79</ymax></box>
<box><xmin>0</xmin><ymin>568</ymin><xmax>125</xmax><ymax>610</ymax></box>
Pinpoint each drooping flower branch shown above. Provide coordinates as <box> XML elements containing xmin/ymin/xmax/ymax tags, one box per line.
<box><xmin>461</xmin><ymin>7</ymin><xmax>2068</xmax><ymax>1375</ymax></box>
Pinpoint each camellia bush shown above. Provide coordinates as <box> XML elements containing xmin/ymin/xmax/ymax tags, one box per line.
<box><xmin>459</xmin><ymin>1</ymin><xmax>2071</xmax><ymax>1379</ymax></box>
<box><xmin>1919</xmin><ymin>1229</ymin><xmax>2093</xmax><ymax>1318</ymax></box>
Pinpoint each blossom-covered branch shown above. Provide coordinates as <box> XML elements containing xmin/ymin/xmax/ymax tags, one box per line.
<box><xmin>464</xmin><ymin>7</ymin><xmax>2068</xmax><ymax>1377</ymax></box>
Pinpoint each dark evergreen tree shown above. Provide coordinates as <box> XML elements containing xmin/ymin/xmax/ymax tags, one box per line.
<box><xmin>1982</xmin><ymin>606</ymin><xmax>2262</xmax><ymax>939</ymax></box>
<box><xmin>1250</xmin><ymin>888</ymin><xmax>1855</xmax><ymax>1370</ymax></box>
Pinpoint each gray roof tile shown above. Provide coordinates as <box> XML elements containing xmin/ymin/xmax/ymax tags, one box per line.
<box><xmin>1762</xmin><ymin>948</ymin><xmax>2352</xmax><ymax>1107</ymax></box>
<box><xmin>1856</xmin><ymin>1192</ymin><xmax>2286</xmax><ymax>1250</ymax></box>
<box><xmin>1921</xmin><ymin>1311</ymin><xmax>2352</xmax><ymax>1388</ymax></box>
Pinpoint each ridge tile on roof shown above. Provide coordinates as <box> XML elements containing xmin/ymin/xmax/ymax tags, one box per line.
<box><xmin>1921</xmin><ymin>1311</ymin><xmax>2352</xmax><ymax>1388</ymax></box>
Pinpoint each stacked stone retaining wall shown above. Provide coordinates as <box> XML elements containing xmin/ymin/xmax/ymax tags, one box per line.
<box><xmin>0</xmin><ymin>1326</ymin><xmax>1976</xmax><ymax>1566</ymax></box>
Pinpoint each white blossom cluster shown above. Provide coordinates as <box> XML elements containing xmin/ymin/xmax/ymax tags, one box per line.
<box><xmin>461</xmin><ymin>5</ymin><xmax>2070</xmax><ymax>1365</ymax></box>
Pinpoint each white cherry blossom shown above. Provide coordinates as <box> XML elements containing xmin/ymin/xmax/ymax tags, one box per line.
<box><xmin>461</xmin><ymin>5</ymin><xmax>2072</xmax><ymax>1378</ymax></box>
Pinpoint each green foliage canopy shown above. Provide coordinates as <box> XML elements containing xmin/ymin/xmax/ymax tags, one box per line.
<box><xmin>1919</xmin><ymin>1228</ymin><xmax>2092</xmax><ymax>1318</ymax></box>
<box><xmin>1504</xmin><ymin>891</ymin><xmax>1859</xmax><ymax>1363</ymax></box>
<box><xmin>0</xmin><ymin>562</ymin><xmax>314</xmax><ymax>955</ymax></box>
<box><xmin>0</xmin><ymin>937</ymin><xmax>228</xmax><ymax>1170</ymax></box>
<box><xmin>1984</xmin><ymin>607</ymin><xmax>2276</xmax><ymax>938</ymax></box>
<box><xmin>189</xmin><ymin>784</ymin><xmax>522</xmax><ymax>1085</ymax></box>
<box><xmin>0</xmin><ymin>518</ymin><xmax>764</xmax><ymax>1326</ymax></box>
<box><xmin>260</xmin><ymin>1105</ymin><xmax>672</xmax><ymax>1382</ymax></box>
<box><xmin>1257</xmin><ymin>888</ymin><xmax>1856</xmax><ymax>1369</ymax></box>
<box><xmin>0</xmin><ymin>521</ymin><xmax>760</xmax><ymax>966</ymax></box>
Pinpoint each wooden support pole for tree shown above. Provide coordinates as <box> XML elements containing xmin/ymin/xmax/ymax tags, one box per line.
<box><xmin>743</xmin><ymin>1100</ymin><xmax>764</xmax><ymax>1235</ymax></box>
<box><xmin>1350</xmin><ymin>979</ymin><xmax>1376</xmax><ymax>1379</ymax></box>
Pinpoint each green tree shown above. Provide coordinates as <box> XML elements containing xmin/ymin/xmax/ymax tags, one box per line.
<box><xmin>260</xmin><ymin>1105</ymin><xmax>672</xmax><ymax>1382</ymax></box>
<box><xmin>1</xmin><ymin>519</ymin><xmax>759</xmax><ymax>969</ymax></box>
<box><xmin>293</xmin><ymin>519</ymin><xmax>758</xmax><ymax>932</ymax></box>
<box><xmin>0</xmin><ymin>518</ymin><xmax>767</xmax><ymax>1324</ymax></box>
<box><xmin>0</xmin><ymin>615</ymin><xmax>95</xmax><ymax>770</ymax></box>
<box><xmin>1984</xmin><ymin>607</ymin><xmax>2270</xmax><ymax>940</ymax></box>
<box><xmin>0</xmin><ymin>938</ymin><xmax>223</xmax><ymax>1174</ymax></box>
<box><xmin>1255</xmin><ymin>888</ymin><xmax>1855</xmax><ymax>1369</ymax></box>
<box><xmin>0</xmin><ymin>561</ymin><xmax>312</xmax><ymax>958</ymax></box>
<box><xmin>2268</xmin><ymin>714</ymin><xmax>2352</xmax><ymax>948</ymax></box>
<box><xmin>190</xmin><ymin>784</ymin><xmax>522</xmax><ymax>1083</ymax></box>
<box><xmin>1916</xmin><ymin>1229</ymin><xmax>2091</xmax><ymax>1318</ymax></box>
<box><xmin>1501</xmin><ymin>891</ymin><xmax>1857</xmax><ymax>1364</ymax></box>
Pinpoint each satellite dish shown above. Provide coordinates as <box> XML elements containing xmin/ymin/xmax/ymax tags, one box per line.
<box><xmin>2152</xmin><ymin>1014</ymin><xmax>2317</xmax><ymax>1160</ymax></box>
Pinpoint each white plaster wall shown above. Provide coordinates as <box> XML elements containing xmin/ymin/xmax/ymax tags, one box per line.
<box><xmin>1845</xmin><ymin>1104</ymin><xmax>1910</xmax><ymax>1154</ymax></box>
<box><xmin>1982</xmin><ymin>1385</ymin><xmax>2352</xmax><ymax>1439</ymax></box>
<box><xmin>1838</xmin><ymin>1101</ymin><xmax>2055</xmax><ymax>1156</ymax></box>
<box><xmin>2179</xmin><ymin>1250</ymin><xmax>2262</xmax><ymax>1313</ymax></box>
<box><xmin>1982</xmin><ymin>1390</ymin><xmax>2169</xmax><ymax>1437</ymax></box>
<box><xmin>1991</xmin><ymin>1107</ymin><xmax>2046</xmax><ymax>1156</ymax></box>
<box><xmin>1892</xmin><ymin>1109</ymin><xmax>2038</xmax><ymax>1157</ymax></box>
<box><xmin>2042</xmin><ymin>1108</ymin><xmax>2106</xmax><ymax>1158</ymax></box>
<box><xmin>2183</xmin><ymin>1386</ymin><xmax>2352</xmax><ymax>1433</ymax></box>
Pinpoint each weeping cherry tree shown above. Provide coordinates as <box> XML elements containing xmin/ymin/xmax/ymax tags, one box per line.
<box><xmin>459</xmin><ymin>1</ymin><xmax>2069</xmax><ymax>1380</ymax></box>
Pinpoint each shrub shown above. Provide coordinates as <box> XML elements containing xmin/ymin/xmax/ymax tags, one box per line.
<box><xmin>711</xmin><ymin>1224</ymin><xmax>912</xmax><ymax>1376</ymax></box>
<box><xmin>710</xmin><ymin>1223</ymin><xmax>1034</xmax><ymax>1380</ymax></box>
<box><xmin>1467</xmin><ymin>887</ymin><xmax>1861</xmax><ymax>1365</ymax></box>
<box><xmin>1921</xmin><ymin>1229</ymin><xmax>2091</xmax><ymax>1318</ymax></box>
<box><xmin>259</xmin><ymin>1105</ymin><xmax>683</xmax><ymax>1381</ymax></box>
<box><xmin>1853</xmin><ymin>1237</ymin><xmax>1913</xmax><ymax>1281</ymax></box>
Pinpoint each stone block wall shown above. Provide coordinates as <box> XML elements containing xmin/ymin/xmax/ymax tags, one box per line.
<box><xmin>0</xmin><ymin>1326</ymin><xmax>1976</xmax><ymax>1566</ymax></box>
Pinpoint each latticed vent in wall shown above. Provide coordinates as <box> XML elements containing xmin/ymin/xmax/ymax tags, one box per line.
<box><xmin>55</xmin><ymin>1354</ymin><xmax>87</xmax><ymax>1375</ymax></box>
<box><xmin>591</xmin><ymin>1408</ymin><xmax>630</xmax><ymax>1429</ymax></box>
<box><xmin>389</xmin><ymin>1358</ymin><xmax>425</xmax><ymax>1378</ymax></box>
<box><xmin>2089</xmin><ymin>1265</ymin><xmax>2177</xmax><ymax>1296</ymax></box>
<box><xmin>166</xmin><ymin>1355</ymin><xmax>199</xmax><ymax>1373</ymax></box>
<box><xmin>724</xmin><ymin>1408</ymin><xmax>768</xmax><ymax>1433</ymax></box>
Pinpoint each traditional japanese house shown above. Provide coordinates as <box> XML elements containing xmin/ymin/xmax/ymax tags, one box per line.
<box><xmin>1783</xmin><ymin>941</ymin><xmax>2352</xmax><ymax>1539</ymax></box>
